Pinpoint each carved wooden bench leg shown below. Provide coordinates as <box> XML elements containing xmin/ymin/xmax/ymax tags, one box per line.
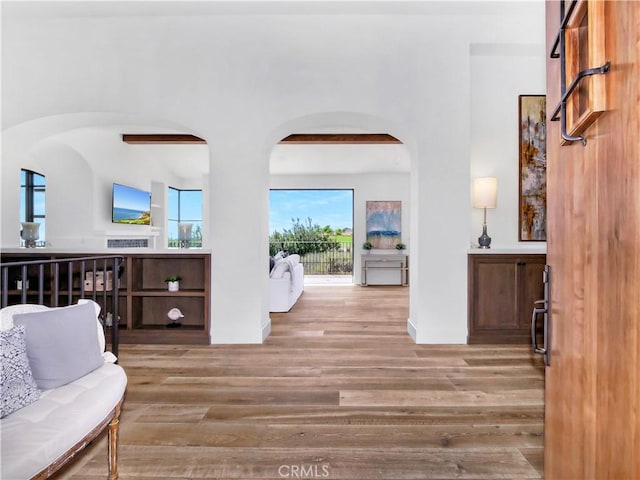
<box><xmin>108</xmin><ymin>403</ymin><xmax>122</xmax><ymax>480</ymax></box>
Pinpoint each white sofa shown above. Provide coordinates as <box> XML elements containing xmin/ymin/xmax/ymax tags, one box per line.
<box><xmin>0</xmin><ymin>301</ymin><xmax>127</xmax><ymax>480</ymax></box>
<box><xmin>269</xmin><ymin>254</ymin><xmax>304</xmax><ymax>312</ymax></box>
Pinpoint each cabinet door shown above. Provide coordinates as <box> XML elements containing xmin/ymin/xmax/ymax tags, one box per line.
<box><xmin>517</xmin><ymin>259</ymin><xmax>545</xmax><ymax>330</ymax></box>
<box><xmin>468</xmin><ymin>254</ymin><xmax>546</xmax><ymax>344</ymax></box>
<box><xmin>472</xmin><ymin>258</ymin><xmax>518</xmax><ymax>331</ymax></box>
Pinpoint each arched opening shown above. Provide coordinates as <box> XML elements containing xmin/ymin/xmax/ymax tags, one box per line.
<box><xmin>264</xmin><ymin>112</ymin><xmax>416</xmax><ymax>340</ymax></box>
<box><xmin>1</xmin><ymin>113</ymin><xmax>210</xmax><ymax>250</ymax></box>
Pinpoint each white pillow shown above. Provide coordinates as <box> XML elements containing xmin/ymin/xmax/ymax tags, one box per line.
<box><xmin>0</xmin><ymin>300</ymin><xmax>106</xmax><ymax>352</ymax></box>
<box><xmin>287</xmin><ymin>254</ymin><xmax>300</xmax><ymax>265</ymax></box>
<box><xmin>77</xmin><ymin>299</ymin><xmax>106</xmax><ymax>352</ymax></box>
<box><xmin>270</xmin><ymin>259</ymin><xmax>290</xmax><ymax>279</ymax></box>
<box><xmin>13</xmin><ymin>303</ymin><xmax>105</xmax><ymax>389</ymax></box>
<box><xmin>0</xmin><ymin>304</ymin><xmax>49</xmax><ymax>331</ymax></box>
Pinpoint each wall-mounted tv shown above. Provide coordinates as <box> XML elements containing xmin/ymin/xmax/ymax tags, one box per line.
<box><xmin>112</xmin><ymin>183</ymin><xmax>151</xmax><ymax>225</ymax></box>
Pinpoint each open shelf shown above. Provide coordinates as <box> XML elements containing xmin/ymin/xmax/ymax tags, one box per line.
<box><xmin>2</xmin><ymin>251</ymin><xmax>211</xmax><ymax>344</ymax></box>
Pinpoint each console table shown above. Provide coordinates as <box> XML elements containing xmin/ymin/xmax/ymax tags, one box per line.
<box><xmin>361</xmin><ymin>253</ymin><xmax>408</xmax><ymax>286</ymax></box>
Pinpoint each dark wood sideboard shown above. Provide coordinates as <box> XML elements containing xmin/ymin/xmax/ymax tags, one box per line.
<box><xmin>467</xmin><ymin>253</ymin><xmax>546</xmax><ymax>344</ymax></box>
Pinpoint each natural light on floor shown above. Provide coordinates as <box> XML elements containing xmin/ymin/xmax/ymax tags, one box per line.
<box><xmin>304</xmin><ymin>275</ymin><xmax>353</xmax><ymax>285</ymax></box>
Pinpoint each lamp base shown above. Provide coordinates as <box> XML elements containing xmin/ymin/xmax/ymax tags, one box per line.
<box><xmin>478</xmin><ymin>224</ymin><xmax>492</xmax><ymax>249</ymax></box>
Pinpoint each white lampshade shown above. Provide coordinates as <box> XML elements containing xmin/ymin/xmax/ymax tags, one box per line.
<box><xmin>473</xmin><ymin>177</ymin><xmax>497</xmax><ymax>209</ymax></box>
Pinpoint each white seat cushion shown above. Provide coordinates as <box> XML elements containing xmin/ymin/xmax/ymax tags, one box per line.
<box><xmin>0</xmin><ymin>362</ymin><xmax>127</xmax><ymax>480</ymax></box>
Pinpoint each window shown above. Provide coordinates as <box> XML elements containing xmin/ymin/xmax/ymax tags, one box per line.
<box><xmin>168</xmin><ymin>187</ymin><xmax>203</xmax><ymax>247</ymax></box>
<box><xmin>20</xmin><ymin>169</ymin><xmax>46</xmax><ymax>246</ymax></box>
<box><xmin>269</xmin><ymin>189</ymin><xmax>354</xmax><ymax>278</ymax></box>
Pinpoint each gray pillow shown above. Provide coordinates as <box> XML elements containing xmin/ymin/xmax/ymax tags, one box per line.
<box><xmin>0</xmin><ymin>325</ymin><xmax>41</xmax><ymax>418</ymax></box>
<box><xmin>13</xmin><ymin>302</ymin><xmax>104</xmax><ymax>390</ymax></box>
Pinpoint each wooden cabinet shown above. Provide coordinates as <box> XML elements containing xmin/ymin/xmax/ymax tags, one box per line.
<box><xmin>122</xmin><ymin>253</ymin><xmax>210</xmax><ymax>344</ymax></box>
<box><xmin>1</xmin><ymin>251</ymin><xmax>210</xmax><ymax>344</ymax></box>
<box><xmin>467</xmin><ymin>253</ymin><xmax>545</xmax><ymax>344</ymax></box>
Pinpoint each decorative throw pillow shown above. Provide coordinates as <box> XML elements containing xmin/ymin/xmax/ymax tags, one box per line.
<box><xmin>273</xmin><ymin>250</ymin><xmax>289</xmax><ymax>260</ymax></box>
<box><xmin>76</xmin><ymin>299</ymin><xmax>106</xmax><ymax>352</ymax></box>
<box><xmin>13</xmin><ymin>302</ymin><xmax>104</xmax><ymax>390</ymax></box>
<box><xmin>270</xmin><ymin>258</ymin><xmax>290</xmax><ymax>279</ymax></box>
<box><xmin>287</xmin><ymin>254</ymin><xmax>300</xmax><ymax>265</ymax></box>
<box><xmin>0</xmin><ymin>325</ymin><xmax>41</xmax><ymax>418</ymax></box>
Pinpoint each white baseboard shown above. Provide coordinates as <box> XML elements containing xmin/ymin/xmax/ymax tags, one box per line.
<box><xmin>406</xmin><ymin>317</ymin><xmax>417</xmax><ymax>342</ymax></box>
<box><xmin>262</xmin><ymin>317</ymin><xmax>272</xmax><ymax>342</ymax></box>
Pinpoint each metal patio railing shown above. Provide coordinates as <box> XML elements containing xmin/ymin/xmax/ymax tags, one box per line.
<box><xmin>269</xmin><ymin>240</ymin><xmax>353</xmax><ymax>275</ymax></box>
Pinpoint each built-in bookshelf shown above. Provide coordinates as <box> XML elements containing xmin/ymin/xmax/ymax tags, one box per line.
<box><xmin>1</xmin><ymin>251</ymin><xmax>211</xmax><ymax>344</ymax></box>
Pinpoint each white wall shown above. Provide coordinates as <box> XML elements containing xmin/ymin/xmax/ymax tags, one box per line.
<box><xmin>1</xmin><ymin>125</ymin><xmax>205</xmax><ymax>249</ymax></box>
<box><xmin>270</xmin><ymin>173</ymin><xmax>411</xmax><ymax>285</ymax></box>
<box><xmin>469</xmin><ymin>43</ymin><xmax>548</xmax><ymax>250</ymax></box>
<box><xmin>1</xmin><ymin>3</ymin><xmax>546</xmax><ymax>344</ymax></box>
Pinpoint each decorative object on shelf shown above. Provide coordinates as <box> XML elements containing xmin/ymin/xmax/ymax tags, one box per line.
<box><xmin>166</xmin><ymin>307</ymin><xmax>184</xmax><ymax>328</ymax></box>
<box><xmin>178</xmin><ymin>222</ymin><xmax>193</xmax><ymax>249</ymax></box>
<box><xmin>20</xmin><ymin>222</ymin><xmax>40</xmax><ymax>248</ymax></box>
<box><xmin>84</xmin><ymin>270</ymin><xmax>116</xmax><ymax>292</ymax></box>
<box><xmin>519</xmin><ymin>95</ymin><xmax>547</xmax><ymax>242</ymax></box>
<box><xmin>362</xmin><ymin>241</ymin><xmax>373</xmax><ymax>253</ymax></box>
<box><xmin>473</xmin><ymin>177</ymin><xmax>497</xmax><ymax>249</ymax></box>
<box><xmin>395</xmin><ymin>242</ymin><xmax>406</xmax><ymax>253</ymax></box>
<box><xmin>165</xmin><ymin>275</ymin><xmax>182</xmax><ymax>292</ymax></box>
<box><xmin>366</xmin><ymin>201</ymin><xmax>401</xmax><ymax>249</ymax></box>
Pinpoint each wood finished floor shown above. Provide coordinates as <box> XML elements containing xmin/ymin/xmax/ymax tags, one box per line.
<box><xmin>56</xmin><ymin>285</ymin><xmax>544</xmax><ymax>479</ymax></box>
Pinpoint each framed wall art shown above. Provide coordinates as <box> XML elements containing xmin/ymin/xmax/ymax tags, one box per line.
<box><xmin>366</xmin><ymin>201</ymin><xmax>401</xmax><ymax>249</ymax></box>
<box><xmin>518</xmin><ymin>94</ymin><xmax>547</xmax><ymax>242</ymax></box>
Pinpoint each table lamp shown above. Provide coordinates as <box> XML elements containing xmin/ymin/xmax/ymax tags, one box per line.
<box><xmin>473</xmin><ymin>177</ymin><xmax>497</xmax><ymax>249</ymax></box>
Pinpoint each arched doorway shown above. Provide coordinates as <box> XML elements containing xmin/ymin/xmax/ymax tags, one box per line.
<box><xmin>264</xmin><ymin>112</ymin><xmax>416</xmax><ymax>340</ymax></box>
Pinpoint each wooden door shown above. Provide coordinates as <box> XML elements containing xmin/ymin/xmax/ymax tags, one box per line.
<box><xmin>544</xmin><ymin>2</ymin><xmax>640</xmax><ymax>479</ymax></box>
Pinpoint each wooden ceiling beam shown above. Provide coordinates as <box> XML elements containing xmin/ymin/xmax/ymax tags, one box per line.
<box><xmin>122</xmin><ymin>133</ymin><xmax>402</xmax><ymax>145</ymax></box>
<box><xmin>279</xmin><ymin>133</ymin><xmax>402</xmax><ymax>144</ymax></box>
<box><xmin>122</xmin><ymin>134</ymin><xmax>206</xmax><ymax>144</ymax></box>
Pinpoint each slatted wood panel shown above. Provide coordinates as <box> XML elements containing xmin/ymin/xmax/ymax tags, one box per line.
<box><xmin>54</xmin><ymin>286</ymin><xmax>544</xmax><ymax>479</ymax></box>
<box><xmin>544</xmin><ymin>1</ymin><xmax>640</xmax><ymax>479</ymax></box>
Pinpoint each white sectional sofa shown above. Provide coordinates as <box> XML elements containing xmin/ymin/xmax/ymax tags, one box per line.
<box><xmin>269</xmin><ymin>254</ymin><xmax>304</xmax><ymax>312</ymax></box>
<box><xmin>0</xmin><ymin>301</ymin><xmax>127</xmax><ymax>480</ymax></box>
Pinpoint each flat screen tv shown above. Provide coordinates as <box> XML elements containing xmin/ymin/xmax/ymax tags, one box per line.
<box><xmin>112</xmin><ymin>183</ymin><xmax>151</xmax><ymax>225</ymax></box>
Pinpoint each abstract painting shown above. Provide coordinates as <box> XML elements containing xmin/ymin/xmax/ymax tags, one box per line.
<box><xmin>518</xmin><ymin>95</ymin><xmax>547</xmax><ymax>241</ymax></box>
<box><xmin>366</xmin><ymin>201</ymin><xmax>401</xmax><ymax>249</ymax></box>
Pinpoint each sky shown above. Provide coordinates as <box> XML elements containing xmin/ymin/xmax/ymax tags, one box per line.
<box><xmin>269</xmin><ymin>189</ymin><xmax>353</xmax><ymax>234</ymax></box>
<box><xmin>113</xmin><ymin>183</ymin><xmax>151</xmax><ymax>212</ymax></box>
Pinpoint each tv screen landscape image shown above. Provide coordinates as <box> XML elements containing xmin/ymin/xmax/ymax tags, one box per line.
<box><xmin>112</xmin><ymin>183</ymin><xmax>151</xmax><ymax>225</ymax></box>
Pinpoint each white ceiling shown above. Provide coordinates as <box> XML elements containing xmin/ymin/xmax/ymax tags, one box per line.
<box><xmin>3</xmin><ymin>1</ymin><xmax>539</xmax><ymax>19</ymax></box>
